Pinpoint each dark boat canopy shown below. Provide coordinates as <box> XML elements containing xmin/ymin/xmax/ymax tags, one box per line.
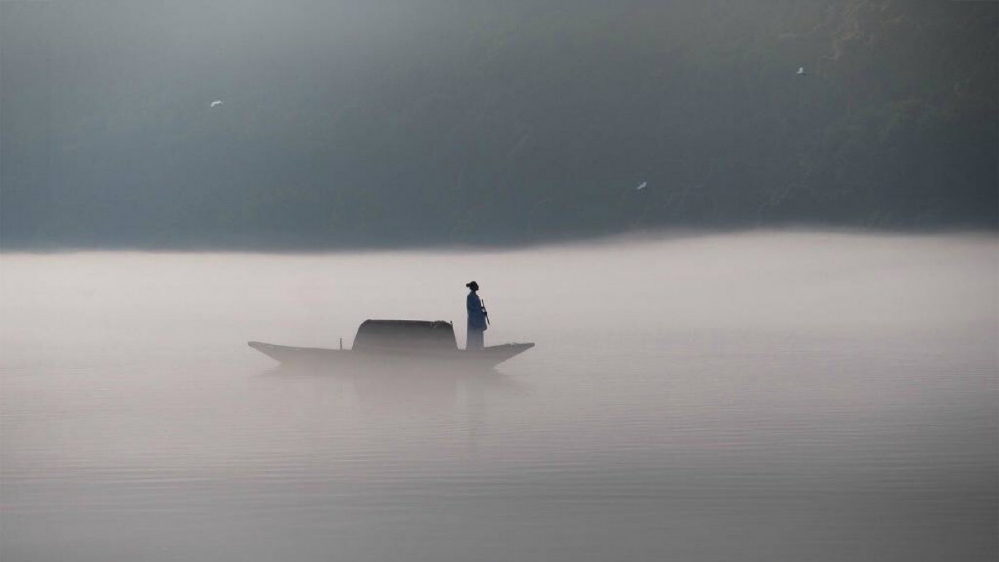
<box><xmin>353</xmin><ymin>320</ymin><xmax>457</xmax><ymax>351</ymax></box>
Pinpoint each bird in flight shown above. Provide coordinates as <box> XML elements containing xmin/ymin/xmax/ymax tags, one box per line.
<box><xmin>636</xmin><ymin>181</ymin><xmax>647</xmax><ymax>190</ymax></box>
<box><xmin>210</xmin><ymin>100</ymin><xmax>223</xmax><ymax>108</ymax></box>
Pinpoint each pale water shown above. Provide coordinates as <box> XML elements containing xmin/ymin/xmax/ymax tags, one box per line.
<box><xmin>2</xmin><ymin>233</ymin><xmax>996</xmax><ymax>561</ymax></box>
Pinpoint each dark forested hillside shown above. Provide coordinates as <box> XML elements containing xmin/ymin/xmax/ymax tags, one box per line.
<box><xmin>2</xmin><ymin>0</ymin><xmax>996</xmax><ymax>250</ymax></box>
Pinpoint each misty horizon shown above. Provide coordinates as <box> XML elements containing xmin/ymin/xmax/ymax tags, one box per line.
<box><xmin>0</xmin><ymin>226</ymin><xmax>995</xmax><ymax>256</ymax></box>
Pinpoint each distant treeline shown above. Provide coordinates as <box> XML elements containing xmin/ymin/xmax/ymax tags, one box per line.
<box><xmin>2</xmin><ymin>0</ymin><xmax>996</xmax><ymax>250</ymax></box>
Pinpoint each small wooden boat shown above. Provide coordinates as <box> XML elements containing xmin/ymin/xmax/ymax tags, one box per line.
<box><xmin>249</xmin><ymin>319</ymin><xmax>534</xmax><ymax>370</ymax></box>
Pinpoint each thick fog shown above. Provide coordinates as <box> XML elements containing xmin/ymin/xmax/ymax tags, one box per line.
<box><xmin>2</xmin><ymin>233</ymin><xmax>996</xmax><ymax>561</ymax></box>
<box><xmin>2</xmin><ymin>231</ymin><xmax>994</xmax><ymax>359</ymax></box>
<box><xmin>2</xmin><ymin>1</ymin><xmax>996</xmax><ymax>250</ymax></box>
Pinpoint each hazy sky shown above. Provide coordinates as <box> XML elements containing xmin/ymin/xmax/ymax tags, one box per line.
<box><xmin>2</xmin><ymin>1</ymin><xmax>996</xmax><ymax>250</ymax></box>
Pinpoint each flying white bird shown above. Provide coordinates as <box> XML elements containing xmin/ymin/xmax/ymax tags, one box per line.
<box><xmin>796</xmin><ymin>67</ymin><xmax>806</xmax><ymax>76</ymax></box>
<box><xmin>636</xmin><ymin>181</ymin><xmax>647</xmax><ymax>190</ymax></box>
<box><xmin>210</xmin><ymin>100</ymin><xmax>223</xmax><ymax>108</ymax></box>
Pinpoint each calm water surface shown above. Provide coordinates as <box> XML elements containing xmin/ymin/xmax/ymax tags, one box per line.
<box><xmin>2</xmin><ymin>233</ymin><xmax>996</xmax><ymax>561</ymax></box>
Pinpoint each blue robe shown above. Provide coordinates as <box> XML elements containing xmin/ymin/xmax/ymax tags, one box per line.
<box><xmin>466</xmin><ymin>291</ymin><xmax>487</xmax><ymax>349</ymax></box>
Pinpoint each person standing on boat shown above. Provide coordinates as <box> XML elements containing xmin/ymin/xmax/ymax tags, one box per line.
<box><xmin>466</xmin><ymin>281</ymin><xmax>488</xmax><ymax>350</ymax></box>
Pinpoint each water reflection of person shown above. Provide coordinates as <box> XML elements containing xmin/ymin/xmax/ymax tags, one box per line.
<box><xmin>465</xmin><ymin>281</ymin><xmax>487</xmax><ymax>350</ymax></box>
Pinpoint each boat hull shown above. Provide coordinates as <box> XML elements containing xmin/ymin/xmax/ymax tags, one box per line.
<box><xmin>248</xmin><ymin>341</ymin><xmax>534</xmax><ymax>370</ymax></box>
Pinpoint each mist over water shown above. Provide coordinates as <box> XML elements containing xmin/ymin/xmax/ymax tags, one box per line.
<box><xmin>2</xmin><ymin>232</ymin><xmax>996</xmax><ymax>561</ymax></box>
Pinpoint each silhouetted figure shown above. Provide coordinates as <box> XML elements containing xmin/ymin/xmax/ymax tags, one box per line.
<box><xmin>466</xmin><ymin>281</ymin><xmax>487</xmax><ymax>350</ymax></box>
